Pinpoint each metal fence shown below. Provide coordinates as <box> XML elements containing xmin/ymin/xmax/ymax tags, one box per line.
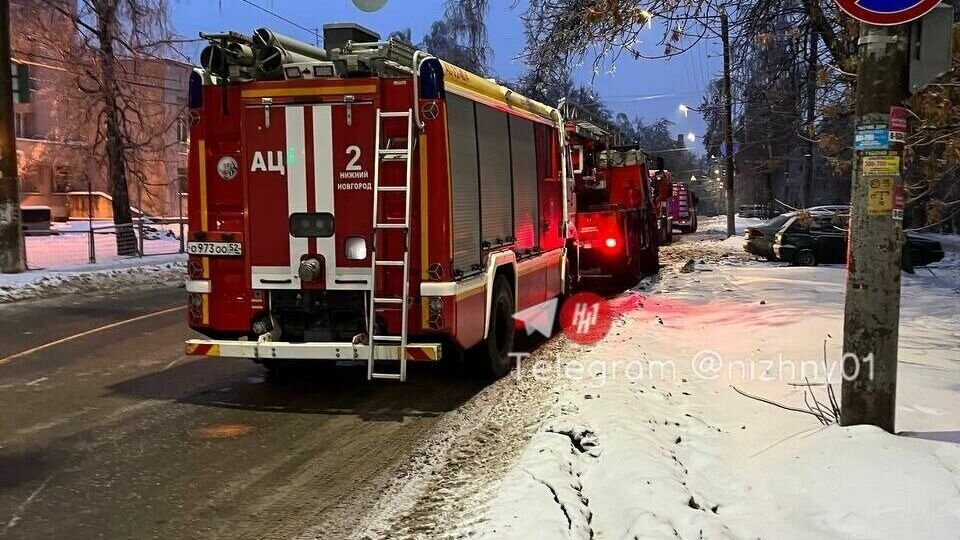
<box><xmin>23</xmin><ymin>182</ymin><xmax>187</xmax><ymax>271</ymax></box>
<box><xmin>24</xmin><ymin>221</ymin><xmax>187</xmax><ymax>270</ymax></box>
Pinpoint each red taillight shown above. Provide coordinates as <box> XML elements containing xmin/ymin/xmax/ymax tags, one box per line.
<box><xmin>605</xmin><ymin>238</ymin><xmax>618</xmax><ymax>249</ymax></box>
<box><xmin>747</xmin><ymin>229</ymin><xmax>763</xmax><ymax>239</ymax></box>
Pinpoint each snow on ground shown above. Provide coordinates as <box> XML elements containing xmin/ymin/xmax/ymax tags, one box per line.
<box><xmin>699</xmin><ymin>214</ymin><xmax>766</xmax><ymax>236</ymax></box>
<box><xmin>453</xmin><ymin>218</ymin><xmax>960</xmax><ymax>540</ymax></box>
<box><xmin>0</xmin><ymin>255</ymin><xmax>186</xmax><ymax>303</ymax></box>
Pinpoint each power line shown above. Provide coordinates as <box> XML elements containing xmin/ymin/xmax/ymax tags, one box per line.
<box><xmin>232</xmin><ymin>0</ymin><xmax>321</xmax><ymax>43</ymax></box>
<box><xmin>12</xmin><ymin>48</ymin><xmax>195</xmax><ymax>99</ymax></box>
<box><xmin>13</xmin><ymin>49</ymin><xmax>191</xmax><ymax>87</ymax></box>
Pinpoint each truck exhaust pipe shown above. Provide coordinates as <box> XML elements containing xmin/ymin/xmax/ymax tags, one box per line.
<box><xmin>255</xmin><ymin>46</ymin><xmax>321</xmax><ymax>76</ymax></box>
<box><xmin>253</xmin><ymin>27</ymin><xmax>328</xmax><ymax>60</ymax></box>
<box><xmin>199</xmin><ymin>44</ymin><xmax>226</xmax><ymax>72</ymax></box>
<box><xmin>225</xmin><ymin>42</ymin><xmax>256</xmax><ymax>67</ymax></box>
<box><xmin>201</xmin><ymin>42</ymin><xmax>256</xmax><ymax>78</ymax></box>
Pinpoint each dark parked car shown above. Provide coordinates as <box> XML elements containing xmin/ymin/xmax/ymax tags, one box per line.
<box><xmin>904</xmin><ymin>236</ymin><xmax>947</xmax><ymax>267</ymax></box>
<box><xmin>773</xmin><ymin>214</ymin><xmax>945</xmax><ymax>268</ymax></box>
<box><xmin>744</xmin><ymin>212</ymin><xmax>798</xmax><ymax>260</ymax></box>
<box><xmin>745</xmin><ymin>208</ymin><xmax>852</xmax><ymax>260</ymax></box>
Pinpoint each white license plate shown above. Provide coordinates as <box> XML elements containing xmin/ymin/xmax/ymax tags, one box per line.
<box><xmin>187</xmin><ymin>241</ymin><xmax>243</xmax><ymax>257</ymax></box>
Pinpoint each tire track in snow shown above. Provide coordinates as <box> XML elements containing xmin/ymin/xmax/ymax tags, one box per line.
<box><xmin>353</xmin><ymin>339</ymin><xmax>574</xmax><ymax>540</ymax></box>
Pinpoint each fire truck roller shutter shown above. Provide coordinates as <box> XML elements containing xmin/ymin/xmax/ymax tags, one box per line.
<box><xmin>509</xmin><ymin>115</ymin><xmax>539</xmax><ymax>252</ymax></box>
<box><xmin>475</xmin><ymin>104</ymin><xmax>513</xmax><ymax>249</ymax></box>
<box><xmin>447</xmin><ymin>93</ymin><xmax>482</xmax><ymax>277</ymax></box>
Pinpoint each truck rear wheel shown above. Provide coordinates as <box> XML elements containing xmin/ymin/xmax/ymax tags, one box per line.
<box><xmin>640</xmin><ymin>222</ymin><xmax>660</xmax><ymax>275</ymax></box>
<box><xmin>639</xmin><ymin>243</ymin><xmax>659</xmax><ymax>276</ymax></box>
<box><xmin>470</xmin><ymin>275</ymin><xmax>516</xmax><ymax>379</ymax></box>
<box><xmin>564</xmin><ymin>249</ymin><xmax>579</xmax><ymax>297</ymax></box>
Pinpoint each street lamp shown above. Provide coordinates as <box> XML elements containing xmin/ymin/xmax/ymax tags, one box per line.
<box><xmin>679</xmin><ymin>104</ymin><xmax>689</xmax><ymax>118</ymax></box>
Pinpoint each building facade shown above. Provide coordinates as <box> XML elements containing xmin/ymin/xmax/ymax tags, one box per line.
<box><xmin>12</xmin><ymin>0</ymin><xmax>190</xmax><ymax>221</ymax></box>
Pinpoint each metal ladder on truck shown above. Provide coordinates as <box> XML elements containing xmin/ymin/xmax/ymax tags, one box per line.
<box><xmin>367</xmin><ymin>109</ymin><xmax>415</xmax><ymax>381</ymax></box>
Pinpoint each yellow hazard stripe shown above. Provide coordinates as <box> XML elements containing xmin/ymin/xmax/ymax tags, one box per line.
<box><xmin>185</xmin><ymin>343</ymin><xmax>221</xmax><ymax>356</ymax></box>
<box><xmin>420</xmin><ymin>133</ymin><xmax>429</xmax><ymax>281</ymax></box>
<box><xmin>405</xmin><ymin>347</ymin><xmax>439</xmax><ymax>361</ymax></box>
<box><xmin>198</xmin><ymin>139</ymin><xmax>208</xmax><ymax>231</ymax></box>
<box><xmin>241</xmin><ymin>85</ymin><xmax>378</xmax><ymax>99</ymax></box>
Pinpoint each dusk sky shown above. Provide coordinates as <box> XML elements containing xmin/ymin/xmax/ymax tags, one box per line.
<box><xmin>174</xmin><ymin>0</ymin><xmax>719</xmax><ymax>153</ymax></box>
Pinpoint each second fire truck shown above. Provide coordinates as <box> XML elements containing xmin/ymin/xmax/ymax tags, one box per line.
<box><xmin>561</xmin><ymin>101</ymin><xmax>660</xmax><ymax>284</ymax></box>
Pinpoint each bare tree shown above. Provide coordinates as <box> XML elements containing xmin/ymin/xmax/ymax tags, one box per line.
<box><xmin>443</xmin><ymin>0</ymin><xmax>491</xmax><ymax>74</ymax></box>
<box><xmin>40</xmin><ymin>0</ymin><xmax>181</xmax><ymax>255</ymax></box>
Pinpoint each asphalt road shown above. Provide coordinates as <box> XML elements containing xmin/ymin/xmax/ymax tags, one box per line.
<box><xmin>0</xmin><ymin>286</ymin><xmax>486</xmax><ymax>539</ymax></box>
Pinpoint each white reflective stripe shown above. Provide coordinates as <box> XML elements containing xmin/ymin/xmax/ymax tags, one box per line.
<box><xmin>313</xmin><ymin>105</ymin><xmax>334</xmax><ymax>213</ymax></box>
<box><xmin>184</xmin><ymin>339</ymin><xmax>441</xmax><ymax>361</ymax></box>
<box><xmin>420</xmin><ymin>278</ymin><xmax>484</xmax><ymax>298</ymax></box>
<box><xmin>286</xmin><ymin>106</ymin><xmax>308</xmax><ymax>282</ymax></box>
<box><xmin>185</xmin><ymin>280</ymin><xmax>212</xmax><ymax>294</ymax></box>
<box><xmin>312</xmin><ymin>105</ymin><xmax>339</xmax><ymax>287</ymax></box>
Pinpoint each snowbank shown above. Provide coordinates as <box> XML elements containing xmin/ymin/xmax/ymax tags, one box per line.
<box><xmin>697</xmin><ymin>214</ymin><xmax>766</xmax><ymax>236</ymax></box>
<box><xmin>0</xmin><ymin>255</ymin><xmax>186</xmax><ymax>303</ymax></box>
<box><xmin>474</xmin><ymin>237</ymin><xmax>960</xmax><ymax>539</ymax></box>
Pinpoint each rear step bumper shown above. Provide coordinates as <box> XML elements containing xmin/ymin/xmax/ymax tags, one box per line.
<box><xmin>185</xmin><ymin>339</ymin><xmax>441</xmax><ymax>362</ymax></box>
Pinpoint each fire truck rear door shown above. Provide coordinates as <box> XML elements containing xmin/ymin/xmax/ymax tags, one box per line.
<box><xmin>243</xmin><ymin>100</ymin><xmax>375</xmax><ymax>290</ymax></box>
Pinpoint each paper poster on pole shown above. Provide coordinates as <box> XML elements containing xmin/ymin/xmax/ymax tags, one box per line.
<box><xmin>855</xmin><ymin>124</ymin><xmax>890</xmax><ymax>150</ymax></box>
<box><xmin>862</xmin><ymin>153</ymin><xmax>901</xmax><ymax>176</ymax></box>
<box><xmin>893</xmin><ymin>184</ymin><xmax>905</xmax><ymax>221</ymax></box>
<box><xmin>867</xmin><ymin>176</ymin><xmax>895</xmax><ymax>216</ymax></box>
<box><xmin>889</xmin><ymin>107</ymin><xmax>908</xmax><ymax>143</ymax></box>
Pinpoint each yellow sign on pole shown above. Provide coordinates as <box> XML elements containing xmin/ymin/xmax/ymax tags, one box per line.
<box><xmin>862</xmin><ymin>153</ymin><xmax>900</xmax><ymax>176</ymax></box>
<box><xmin>867</xmin><ymin>176</ymin><xmax>895</xmax><ymax>215</ymax></box>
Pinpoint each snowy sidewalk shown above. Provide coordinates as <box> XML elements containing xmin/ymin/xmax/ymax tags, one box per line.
<box><xmin>0</xmin><ymin>255</ymin><xmax>186</xmax><ymax>303</ymax></box>
<box><xmin>472</xmin><ymin>229</ymin><xmax>960</xmax><ymax>539</ymax></box>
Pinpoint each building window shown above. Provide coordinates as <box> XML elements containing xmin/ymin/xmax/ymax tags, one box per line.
<box><xmin>175</xmin><ymin>117</ymin><xmax>188</xmax><ymax>143</ymax></box>
<box><xmin>176</xmin><ymin>167</ymin><xmax>188</xmax><ymax>193</ymax></box>
<box><xmin>14</xmin><ymin>112</ymin><xmax>30</xmax><ymax>138</ymax></box>
<box><xmin>53</xmin><ymin>166</ymin><xmax>73</xmax><ymax>193</ymax></box>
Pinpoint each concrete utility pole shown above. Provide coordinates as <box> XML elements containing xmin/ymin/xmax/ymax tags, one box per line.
<box><xmin>0</xmin><ymin>0</ymin><xmax>25</xmax><ymax>273</ymax></box>
<box><xmin>720</xmin><ymin>9</ymin><xmax>736</xmax><ymax>238</ymax></box>
<box><xmin>840</xmin><ymin>23</ymin><xmax>910</xmax><ymax>433</ymax></box>
<box><xmin>803</xmin><ymin>21</ymin><xmax>818</xmax><ymax>208</ymax></box>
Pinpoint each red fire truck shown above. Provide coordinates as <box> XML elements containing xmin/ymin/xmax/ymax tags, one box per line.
<box><xmin>183</xmin><ymin>24</ymin><xmax>571</xmax><ymax>381</ymax></box>
<box><xmin>670</xmin><ymin>181</ymin><xmax>699</xmax><ymax>234</ymax></box>
<box><xmin>561</xmin><ymin>101</ymin><xmax>659</xmax><ymax>284</ymax></box>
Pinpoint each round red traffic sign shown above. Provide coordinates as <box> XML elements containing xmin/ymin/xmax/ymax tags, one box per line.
<box><xmin>834</xmin><ymin>0</ymin><xmax>942</xmax><ymax>26</ymax></box>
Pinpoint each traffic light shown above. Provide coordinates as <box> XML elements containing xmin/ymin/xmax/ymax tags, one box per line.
<box><xmin>11</xmin><ymin>62</ymin><xmax>29</xmax><ymax>104</ymax></box>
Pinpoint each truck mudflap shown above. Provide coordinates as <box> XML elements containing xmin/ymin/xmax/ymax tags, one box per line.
<box><xmin>185</xmin><ymin>339</ymin><xmax>441</xmax><ymax>362</ymax></box>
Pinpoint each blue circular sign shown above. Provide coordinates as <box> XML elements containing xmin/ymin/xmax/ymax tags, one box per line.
<box><xmin>834</xmin><ymin>0</ymin><xmax>942</xmax><ymax>25</ymax></box>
